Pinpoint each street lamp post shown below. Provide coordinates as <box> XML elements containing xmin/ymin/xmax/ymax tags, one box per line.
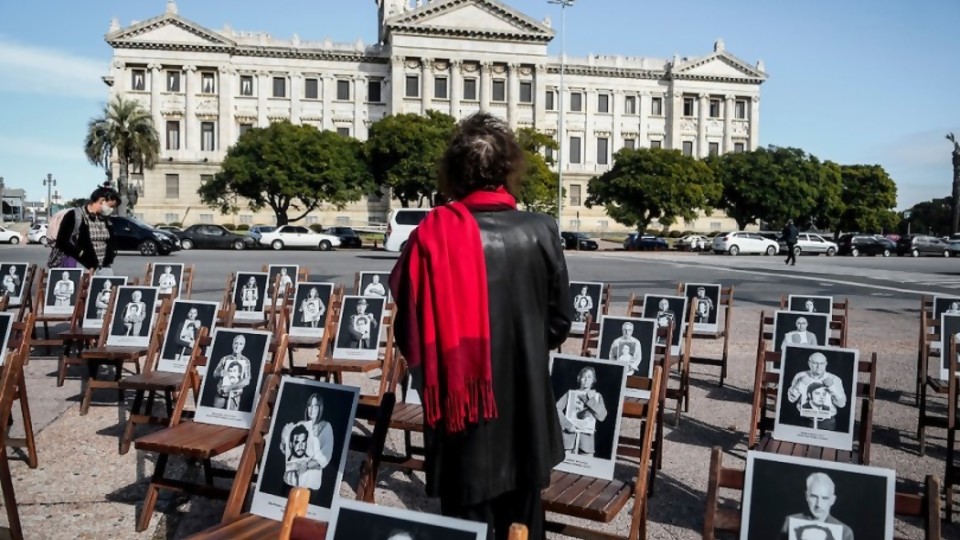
<box><xmin>548</xmin><ymin>0</ymin><xmax>574</xmax><ymax>237</ymax></box>
<box><xmin>43</xmin><ymin>173</ymin><xmax>56</xmax><ymax>217</ymax></box>
<box><xmin>0</xmin><ymin>177</ymin><xmax>5</xmax><ymax>222</ymax></box>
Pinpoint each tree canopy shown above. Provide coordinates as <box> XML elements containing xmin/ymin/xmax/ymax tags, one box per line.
<box><xmin>515</xmin><ymin>127</ymin><xmax>560</xmax><ymax>214</ymax></box>
<box><xmin>902</xmin><ymin>197</ymin><xmax>951</xmax><ymax>236</ymax></box>
<box><xmin>834</xmin><ymin>164</ymin><xmax>899</xmax><ymax>235</ymax></box>
<box><xmin>198</xmin><ymin>121</ymin><xmax>372</xmax><ymax>226</ymax></box>
<box><xmin>364</xmin><ymin>111</ymin><xmax>456</xmax><ymax>208</ymax></box>
<box><xmin>586</xmin><ymin>147</ymin><xmax>720</xmax><ymax>232</ymax></box>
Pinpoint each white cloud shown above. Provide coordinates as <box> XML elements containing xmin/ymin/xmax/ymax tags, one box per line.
<box><xmin>0</xmin><ymin>37</ymin><xmax>108</xmax><ymax>100</ymax></box>
<box><xmin>0</xmin><ymin>134</ymin><xmax>84</xmax><ymax>161</ymax></box>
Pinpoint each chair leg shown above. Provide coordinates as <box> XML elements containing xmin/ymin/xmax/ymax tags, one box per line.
<box><xmin>120</xmin><ymin>390</ymin><xmax>145</xmax><ymax>455</ymax></box>
<box><xmin>137</xmin><ymin>454</ymin><xmax>167</xmax><ymax>532</ymax></box>
<box><xmin>918</xmin><ymin>383</ymin><xmax>928</xmax><ymax>456</ymax></box>
<box><xmin>80</xmin><ymin>362</ymin><xmax>96</xmax><ymax>416</ymax></box>
<box><xmin>16</xmin><ymin>373</ymin><xmax>37</xmax><ymax>469</ymax></box>
<box><xmin>0</xmin><ymin>452</ymin><xmax>23</xmax><ymax>540</ymax></box>
<box><xmin>202</xmin><ymin>459</ymin><xmax>215</xmax><ymax>486</ymax></box>
<box><xmin>56</xmin><ymin>339</ymin><xmax>73</xmax><ymax>387</ymax></box>
<box><xmin>946</xmin><ymin>425</ymin><xmax>957</xmax><ymax>522</ymax></box>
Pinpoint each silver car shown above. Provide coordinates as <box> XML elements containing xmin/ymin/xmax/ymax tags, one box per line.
<box><xmin>779</xmin><ymin>233</ymin><xmax>838</xmax><ymax>256</ymax></box>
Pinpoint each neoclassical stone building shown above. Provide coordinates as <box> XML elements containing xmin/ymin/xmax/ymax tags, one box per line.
<box><xmin>103</xmin><ymin>0</ymin><xmax>767</xmax><ymax>232</ymax></box>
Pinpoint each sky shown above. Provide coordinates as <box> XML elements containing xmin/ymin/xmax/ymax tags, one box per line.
<box><xmin>0</xmin><ymin>0</ymin><xmax>957</xmax><ymax>209</ymax></box>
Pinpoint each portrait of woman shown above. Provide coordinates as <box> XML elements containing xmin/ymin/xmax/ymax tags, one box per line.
<box><xmin>299</xmin><ymin>287</ymin><xmax>326</xmax><ymax>328</ymax></box>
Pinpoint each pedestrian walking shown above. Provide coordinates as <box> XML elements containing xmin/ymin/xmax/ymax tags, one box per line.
<box><xmin>783</xmin><ymin>219</ymin><xmax>799</xmax><ymax>266</ymax></box>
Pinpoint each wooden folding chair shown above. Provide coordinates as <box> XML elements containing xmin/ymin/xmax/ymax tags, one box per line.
<box><xmin>0</xmin><ymin>321</ymin><xmax>31</xmax><ymax>540</ymax></box>
<box><xmin>702</xmin><ymin>447</ymin><xmax>942</xmax><ymax>540</ymax></box>
<box><xmin>283</xmin><ymin>285</ymin><xmax>344</xmax><ymax>375</ymax></box>
<box><xmin>676</xmin><ymin>283</ymin><xmax>735</xmax><ymax>386</ymax></box>
<box><xmin>6</xmin><ymin>264</ymin><xmax>37</xmax><ymax>322</ymax></box>
<box><xmin>917</xmin><ymin>295</ymin><xmax>937</xmax><ymax>405</ymax></box>
<box><xmin>224</xmin><ymin>272</ymin><xmax>272</xmax><ymax>329</ymax></box>
<box><xmin>3</xmin><ymin>314</ymin><xmax>38</xmax><ymax>469</ymax></box>
<box><xmin>779</xmin><ymin>295</ymin><xmax>850</xmax><ymax>348</ymax></box>
<box><xmin>543</xmin><ymin>365</ymin><xmax>662</xmax><ymax>540</ymax></box>
<box><xmin>30</xmin><ymin>268</ymin><xmax>88</xmax><ymax>354</ymax></box>
<box><xmin>144</xmin><ymin>262</ymin><xmax>196</xmax><ymax>300</ymax></box>
<box><xmin>916</xmin><ymin>313</ymin><xmax>958</xmax><ymax>457</ymax></box>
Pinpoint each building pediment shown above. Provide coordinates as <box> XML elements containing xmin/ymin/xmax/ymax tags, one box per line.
<box><xmin>106</xmin><ymin>13</ymin><xmax>235</xmax><ymax>51</ymax></box>
<box><xmin>673</xmin><ymin>50</ymin><xmax>767</xmax><ymax>83</ymax></box>
<box><xmin>386</xmin><ymin>0</ymin><xmax>554</xmax><ymax>43</ymax></box>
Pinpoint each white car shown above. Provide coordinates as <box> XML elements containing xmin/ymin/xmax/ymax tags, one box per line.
<box><xmin>676</xmin><ymin>234</ymin><xmax>709</xmax><ymax>251</ymax></box>
<box><xmin>780</xmin><ymin>233</ymin><xmax>839</xmax><ymax>256</ymax></box>
<box><xmin>258</xmin><ymin>224</ymin><xmax>341</xmax><ymax>251</ymax></box>
<box><xmin>0</xmin><ymin>226</ymin><xmax>23</xmax><ymax>245</ymax></box>
<box><xmin>27</xmin><ymin>224</ymin><xmax>48</xmax><ymax>244</ymax></box>
<box><xmin>384</xmin><ymin>208</ymin><xmax>430</xmax><ymax>252</ymax></box>
<box><xmin>712</xmin><ymin>231</ymin><xmax>779</xmax><ymax>256</ymax></box>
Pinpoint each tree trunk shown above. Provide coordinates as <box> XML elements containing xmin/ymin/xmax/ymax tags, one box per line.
<box><xmin>399</xmin><ymin>198</ymin><xmax>409</xmax><ymax>208</ymax></box>
<box><xmin>117</xmin><ymin>161</ymin><xmax>130</xmax><ymax>217</ymax></box>
<box><xmin>274</xmin><ymin>210</ymin><xmax>289</xmax><ymax>226</ymax></box>
<box><xmin>735</xmin><ymin>218</ymin><xmax>748</xmax><ymax>231</ymax></box>
<box><xmin>952</xmin><ymin>169</ymin><xmax>960</xmax><ymax>234</ymax></box>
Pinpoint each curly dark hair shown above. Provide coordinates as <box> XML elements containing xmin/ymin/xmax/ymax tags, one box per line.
<box><xmin>438</xmin><ymin>113</ymin><xmax>525</xmax><ymax>200</ymax></box>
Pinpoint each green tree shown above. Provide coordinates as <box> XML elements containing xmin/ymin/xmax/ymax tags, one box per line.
<box><xmin>515</xmin><ymin>127</ymin><xmax>560</xmax><ymax>214</ymax></box>
<box><xmin>901</xmin><ymin>197</ymin><xmax>951</xmax><ymax>236</ymax></box>
<box><xmin>364</xmin><ymin>111</ymin><xmax>456</xmax><ymax>207</ymax></box>
<box><xmin>586</xmin><ymin>147</ymin><xmax>720</xmax><ymax>232</ymax></box>
<box><xmin>83</xmin><ymin>95</ymin><xmax>160</xmax><ymax>216</ymax></box>
<box><xmin>198</xmin><ymin>121</ymin><xmax>372</xmax><ymax>226</ymax></box>
<box><xmin>834</xmin><ymin>164</ymin><xmax>899</xmax><ymax>236</ymax></box>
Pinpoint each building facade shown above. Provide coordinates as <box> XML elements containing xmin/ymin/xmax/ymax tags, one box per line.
<box><xmin>104</xmin><ymin>0</ymin><xmax>767</xmax><ymax>232</ymax></box>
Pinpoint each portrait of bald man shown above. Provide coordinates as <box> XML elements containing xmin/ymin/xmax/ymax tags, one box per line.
<box><xmin>779</xmin><ymin>472</ymin><xmax>854</xmax><ymax>540</ymax></box>
<box><xmin>786</xmin><ymin>351</ymin><xmax>848</xmax><ymax>431</ymax></box>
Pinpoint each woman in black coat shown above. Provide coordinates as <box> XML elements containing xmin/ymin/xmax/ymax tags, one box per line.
<box><xmin>49</xmin><ymin>186</ymin><xmax>120</xmax><ymax>271</ymax></box>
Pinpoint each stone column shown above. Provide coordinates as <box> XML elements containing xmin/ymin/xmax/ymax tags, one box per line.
<box><xmin>322</xmin><ymin>75</ymin><xmax>335</xmax><ymax>131</ymax></box>
<box><xmin>218</xmin><ymin>66</ymin><xmax>233</xmax><ymax>151</ymax></box>
<box><xmin>507</xmin><ymin>63</ymin><xmax>520</xmax><ymax>129</ymax></box>
<box><xmin>749</xmin><ymin>95</ymin><xmax>760</xmax><ymax>149</ymax></box>
<box><xmin>449</xmin><ymin>60</ymin><xmax>462</xmax><ymax>118</ymax></box>
<box><xmin>533</xmin><ymin>64</ymin><xmax>546</xmax><ymax>130</ymax></box>
<box><xmin>669</xmin><ymin>89</ymin><xmax>682</xmax><ymax>150</ymax></box>
<box><xmin>611</xmin><ymin>89</ymin><xmax>622</xmax><ymax>154</ymax></box>
<box><xmin>697</xmin><ymin>93</ymin><xmax>708</xmax><ymax>157</ymax></box>
<box><xmin>353</xmin><ymin>75</ymin><xmax>365</xmax><ymax>137</ymax></box>
<box><xmin>257</xmin><ymin>71</ymin><xmax>269</xmax><ymax>127</ymax></box>
<box><xmin>184</xmin><ymin>65</ymin><xmax>198</xmax><ymax>154</ymax></box>
<box><xmin>479</xmin><ymin>62</ymin><xmax>490</xmax><ymax>113</ymax></box>
<box><xmin>421</xmin><ymin>57</ymin><xmax>433</xmax><ymax>115</ymax></box>
<box><xmin>723</xmin><ymin>94</ymin><xmax>734</xmax><ymax>153</ymax></box>
<box><xmin>149</xmin><ymin>63</ymin><xmax>163</xmax><ymax>147</ymax></box>
<box><xmin>390</xmin><ymin>56</ymin><xmax>404</xmax><ymax>114</ymax></box>
<box><xmin>290</xmin><ymin>72</ymin><xmax>302</xmax><ymax>124</ymax></box>
<box><xmin>638</xmin><ymin>92</ymin><xmax>649</xmax><ymax>146</ymax></box>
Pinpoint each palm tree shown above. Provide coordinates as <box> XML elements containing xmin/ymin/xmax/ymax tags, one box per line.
<box><xmin>948</xmin><ymin>133</ymin><xmax>960</xmax><ymax>234</ymax></box>
<box><xmin>84</xmin><ymin>95</ymin><xmax>160</xmax><ymax>216</ymax></box>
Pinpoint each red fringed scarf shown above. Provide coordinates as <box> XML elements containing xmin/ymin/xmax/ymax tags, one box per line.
<box><xmin>389</xmin><ymin>187</ymin><xmax>516</xmax><ymax>433</ymax></box>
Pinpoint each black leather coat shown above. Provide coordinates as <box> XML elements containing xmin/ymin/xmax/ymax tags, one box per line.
<box><xmin>422</xmin><ymin>207</ymin><xmax>572</xmax><ymax>506</ymax></box>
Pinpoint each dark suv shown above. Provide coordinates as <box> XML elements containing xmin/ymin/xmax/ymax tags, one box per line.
<box><xmin>109</xmin><ymin>216</ymin><xmax>180</xmax><ymax>256</ymax></box>
<box><xmin>561</xmin><ymin>232</ymin><xmax>599</xmax><ymax>251</ymax></box>
<box><xmin>896</xmin><ymin>234</ymin><xmax>950</xmax><ymax>257</ymax></box>
<box><xmin>836</xmin><ymin>234</ymin><xmax>891</xmax><ymax>257</ymax></box>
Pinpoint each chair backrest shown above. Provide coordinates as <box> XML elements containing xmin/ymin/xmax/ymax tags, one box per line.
<box><xmin>0</xmin><ymin>293</ymin><xmax>7</xmax><ymax>312</ymax></box>
<box><xmin>38</xmin><ymin>270</ymin><xmax>91</xmax><ymax>322</ymax></box>
<box><xmin>0</xmin><ymin>316</ymin><xmax>31</xmax><ymax>441</ymax></box>
<box><xmin>13</xmin><ymin>263</ymin><xmax>37</xmax><ymax>320</ymax></box>
<box><xmin>702</xmin><ymin>447</ymin><xmax>942</xmax><ymax>540</ymax></box>
<box><xmin>778</xmin><ymin>295</ymin><xmax>850</xmax><ymax>347</ymax></box>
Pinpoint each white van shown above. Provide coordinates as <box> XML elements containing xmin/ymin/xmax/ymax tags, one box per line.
<box><xmin>384</xmin><ymin>208</ymin><xmax>430</xmax><ymax>252</ymax></box>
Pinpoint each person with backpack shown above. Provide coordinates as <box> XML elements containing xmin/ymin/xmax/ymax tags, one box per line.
<box><xmin>48</xmin><ymin>186</ymin><xmax>120</xmax><ymax>272</ymax></box>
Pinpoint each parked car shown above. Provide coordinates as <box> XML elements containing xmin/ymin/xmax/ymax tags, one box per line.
<box><xmin>778</xmin><ymin>232</ymin><xmax>839</xmax><ymax>256</ymax></box>
<box><xmin>109</xmin><ymin>216</ymin><xmax>180</xmax><ymax>256</ymax></box>
<box><xmin>948</xmin><ymin>239</ymin><xmax>960</xmax><ymax>257</ymax></box>
<box><xmin>384</xmin><ymin>208</ymin><xmax>430</xmax><ymax>252</ymax></box>
<box><xmin>248</xmin><ymin>225</ymin><xmax>277</xmax><ymax>246</ymax></box>
<box><xmin>836</xmin><ymin>234</ymin><xmax>891</xmax><ymax>257</ymax></box>
<box><xmin>675</xmin><ymin>234</ymin><xmax>708</xmax><ymax>251</ymax></box>
<box><xmin>623</xmin><ymin>233</ymin><xmax>638</xmax><ymax>250</ymax></box>
<box><xmin>873</xmin><ymin>235</ymin><xmax>897</xmax><ymax>251</ymax></box>
<box><xmin>157</xmin><ymin>225</ymin><xmax>183</xmax><ymax>234</ymax></box>
<box><xmin>325</xmin><ymin>226</ymin><xmax>363</xmax><ymax>249</ymax></box>
<box><xmin>560</xmin><ymin>232</ymin><xmax>599</xmax><ymax>251</ymax></box>
<box><xmin>27</xmin><ymin>224</ymin><xmax>48</xmax><ymax>245</ymax></box>
<box><xmin>259</xmin><ymin>224</ymin><xmax>341</xmax><ymax>251</ymax></box>
<box><xmin>712</xmin><ymin>231</ymin><xmax>779</xmax><ymax>256</ymax></box>
<box><xmin>177</xmin><ymin>224</ymin><xmax>254</xmax><ymax>250</ymax></box>
<box><xmin>626</xmin><ymin>234</ymin><xmax>669</xmax><ymax>251</ymax></box>
<box><xmin>0</xmin><ymin>226</ymin><xmax>22</xmax><ymax>245</ymax></box>
<box><xmin>896</xmin><ymin>234</ymin><xmax>950</xmax><ymax>257</ymax></box>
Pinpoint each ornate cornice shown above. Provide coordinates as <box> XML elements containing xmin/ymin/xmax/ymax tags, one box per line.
<box><xmin>388</xmin><ymin>24</ymin><xmax>551</xmax><ymax>43</ymax></box>
<box><xmin>385</xmin><ymin>0</ymin><xmax>554</xmax><ymax>43</ymax></box>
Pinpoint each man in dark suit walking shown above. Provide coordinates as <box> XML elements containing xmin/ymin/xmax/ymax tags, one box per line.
<box><xmin>783</xmin><ymin>219</ymin><xmax>799</xmax><ymax>266</ymax></box>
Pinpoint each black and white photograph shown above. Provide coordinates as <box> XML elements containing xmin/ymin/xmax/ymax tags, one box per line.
<box><xmin>250</xmin><ymin>376</ymin><xmax>359</xmax><ymax>522</ymax></box>
<box><xmin>549</xmin><ymin>354</ymin><xmax>627</xmax><ymax>481</ymax></box>
<box><xmin>740</xmin><ymin>451</ymin><xmax>895</xmax><ymax>540</ymax></box>
<box><xmin>0</xmin><ymin>313</ymin><xmax>13</xmax><ymax>367</ymax></box>
<box><xmin>232</xmin><ymin>272</ymin><xmax>268</xmax><ymax>321</ymax></box>
<box><xmin>326</xmin><ymin>499</ymin><xmax>487</xmax><ymax>540</ymax></box>
<box><xmin>332</xmin><ymin>295</ymin><xmax>386</xmax><ymax>361</ymax></box>
<box><xmin>157</xmin><ymin>300</ymin><xmax>220</xmax><ymax>373</ymax></box>
<box><xmin>773</xmin><ymin>345</ymin><xmax>859</xmax><ymax>451</ymax></box>
<box><xmin>773</xmin><ymin>311</ymin><xmax>831</xmax><ymax>354</ymax></box>
<box><xmin>683</xmin><ymin>283</ymin><xmax>721</xmax><ymax>333</ymax></box>
<box><xmin>82</xmin><ymin>276</ymin><xmax>128</xmax><ymax>329</ymax></box>
<box><xmin>570</xmin><ymin>281</ymin><xmax>603</xmax><ymax>334</ymax></box>
<box><xmin>152</xmin><ymin>263</ymin><xmax>184</xmax><ymax>297</ymax></box>
<box><xmin>268</xmin><ymin>264</ymin><xmax>299</xmax><ymax>304</ymax></box>
<box><xmin>786</xmin><ymin>516</ymin><xmax>845</xmax><ymax>540</ymax></box>
<box><xmin>642</xmin><ymin>294</ymin><xmax>688</xmax><ymax>355</ymax></box>
<box><xmin>940</xmin><ymin>313</ymin><xmax>960</xmax><ymax>380</ymax></box>
<box><xmin>931</xmin><ymin>296</ymin><xmax>960</xmax><ymax>351</ymax></box>
<box><xmin>788</xmin><ymin>295</ymin><xmax>834</xmax><ymax>316</ymax></box>
<box><xmin>357</xmin><ymin>271</ymin><xmax>391</xmax><ymax>302</ymax></box>
<box><xmin>290</xmin><ymin>282</ymin><xmax>334</xmax><ymax>338</ymax></box>
<box><xmin>0</xmin><ymin>263</ymin><xmax>29</xmax><ymax>305</ymax></box>
<box><xmin>44</xmin><ymin>268</ymin><xmax>83</xmax><ymax>315</ymax></box>
<box><xmin>105</xmin><ymin>286</ymin><xmax>160</xmax><ymax>347</ymax></box>
<box><xmin>194</xmin><ymin>329</ymin><xmax>272</xmax><ymax>429</ymax></box>
<box><xmin>596</xmin><ymin>316</ymin><xmax>656</xmax><ymax>399</ymax></box>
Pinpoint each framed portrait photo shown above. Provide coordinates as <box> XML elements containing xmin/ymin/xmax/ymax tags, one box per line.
<box><xmin>596</xmin><ymin>315</ymin><xmax>656</xmax><ymax>399</ymax></box>
<box><xmin>773</xmin><ymin>344</ymin><xmax>859</xmax><ymax>451</ymax></box>
<box><xmin>0</xmin><ymin>263</ymin><xmax>29</xmax><ymax>306</ymax></box>
<box><xmin>570</xmin><ymin>281</ymin><xmax>603</xmax><ymax>334</ymax></box>
<box><xmin>194</xmin><ymin>329</ymin><xmax>272</xmax><ymax>429</ymax></box>
<box><xmin>105</xmin><ymin>286</ymin><xmax>160</xmax><ymax>348</ymax></box>
<box><xmin>250</xmin><ymin>376</ymin><xmax>359</xmax><ymax>522</ymax></box>
<box><xmin>82</xmin><ymin>276</ymin><xmax>128</xmax><ymax>330</ymax></box>
<box><xmin>44</xmin><ymin>268</ymin><xmax>84</xmax><ymax>315</ymax></box>
<box><xmin>641</xmin><ymin>294</ymin><xmax>688</xmax><ymax>356</ymax></box>
<box><xmin>357</xmin><ymin>271</ymin><xmax>391</xmax><ymax>302</ymax></box>
<box><xmin>683</xmin><ymin>283</ymin><xmax>721</xmax><ymax>334</ymax></box>
<box><xmin>332</xmin><ymin>296</ymin><xmax>386</xmax><ymax>361</ymax></box>
<box><xmin>0</xmin><ymin>313</ymin><xmax>14</xmax><ymax>367</ymax></box>
<box><xmin>152</xmin><ymin>263</ymin><xmax>184</xmax><ymax>297</ymax></box>
<box><xmin>940</xmin><ymin>313</ymin><xmax>960</xmax><ymax>380</ymax></box>
<box><xmin>290</xmin><ymin>282</ymin><xmax>334</xmax><ymax>338</ymax></box>
<box><xmin>932</xmin><ymin>296</ymin><xmax>960</xmax><ymax>351</ymax></box>
<box><xmin>787</xmin><ymin>295</ymin><xmax>834</xmax><ymax>316</ymax></box>
<box><xmin>326</xmin><ymin>499</ymin><xmax>487</xmax><ymax>540</ymax></box>
<box><xmin>549</xmin><ymin>354</ymin><xmax>627</xmax><ymax>481</ymax></box>
<box><xmin>740</xmin><ymin>451</ymin><xmax>895</xmax><ymax>540</ymax></box>
<box><xmin>268</xmin><ymin>264</ymin><xmax>300</xmax><ymax>305</ymax></box>
<box><xmin>157</xmin><ymin>300</ymin><xmax>220</xmax><ymax>373</ymax></box>
<box><xmin>773</xmin><ymin>311</ymin><xmax>830</xmax><ymax>355</ymax></box>
<box><xmin>233</xmin><ymin>272</ymin><xmax>269</xmax><ymax>321</ymax></box>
